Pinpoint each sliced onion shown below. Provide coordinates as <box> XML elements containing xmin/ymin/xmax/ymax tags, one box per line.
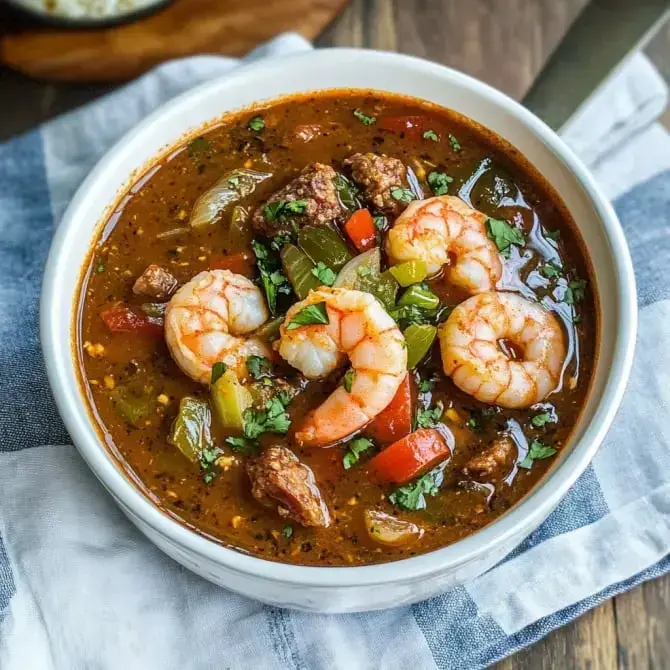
<box><xmin>189</xmin><ymin>168</ymin><xmax>272</xmax><ymax>229</ymax></box>
<box><xmin>333</xmin><ymin>247</ymin><xmax>380</xmax><ymax>289</ymax></box>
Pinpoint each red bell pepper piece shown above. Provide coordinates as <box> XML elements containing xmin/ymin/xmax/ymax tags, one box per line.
<box><xmin>366</xmin><ymin>374</ymin><xmax>413</xmax><ymax>446</ymax></box>
<box><xmin>344</xmin><ymin>208</ymin><xmax>377</xmax><ymax>252</ymax></box>
<box><xmin>369</xmin><ymin>428</ymin><xmax>451</xmax><ymax>485</ymax></box>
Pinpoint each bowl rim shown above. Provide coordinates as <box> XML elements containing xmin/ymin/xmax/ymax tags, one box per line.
<box><xmin>41</xmin><ymin>47</ymin><xmax>637</xmax><ymax>588</ymax></box>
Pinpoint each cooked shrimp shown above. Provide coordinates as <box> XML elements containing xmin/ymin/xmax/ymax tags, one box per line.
<box><xmin>438</xmin><ymin>292</ymin><xmax>566</xmax><ymax>408</ymax></box>
<box><xmin>165</xmin><ymin>269</ymin><xmax>271</xmax><ymax>384</ymax></box>
<box><xmin>386</xmin><ymin>195</ymin><xmax>502</xmax><ymax>293</ymax></box>
<box><xmin>278</xmin><ymin>287</ymin><xmax>407</xmax><ymax>447</ymax></box>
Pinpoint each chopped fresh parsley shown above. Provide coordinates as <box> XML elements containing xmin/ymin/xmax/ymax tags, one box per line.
<box><xmin>388</xmin><ymin>466</ymin><xmax>445</xmax><ymax>510</ymax></box>
<box><xmin>419</xmin><ymin>378</ymin><xmax>435</xmax><ymax>393</ymax></box>
<box><xmin>448</xmin><ymin>134</ymin><xmax>462</xmax><ymax>152</ymax></box>
<box><xmin>282</xmin><ymin>524</ymin><xmax>294</xmax><ymax>539</ymax></box>
<box><xmin>243</xmin><ymin>397</ymin><xmax>291</xmax><ymax>439</ymax></box>
<box><xmin>530</xmin><ymin>411</ymin><xmax>554</xmax><ymax>428</ymax></box>
<box><xmin>564</xmin><ymin>278</ymin><xmax>587</xmax><ymax>304</ymax></box>
<box><xmin>423</xmin><ymin>130</ymin><xmax>439</xmax><ymax>142</ymax></box>
<box><xmin>224</xmin><ymin>436</ymin><xmax>258</xmax><ymax>454</ymax></box>
<box><xmin>246</xmin><ymin>355</ymin><xmax>271</xmax><ymax>380</ymax></box>
<box><xmin>270</xmin><ymin>230</ymin><xmax>294</xmax><ymax>252</ymax></box>
<box><xmin>210</xmin><ymin>361</ymin><xmax>228</xmax><ymax>385</ymax></box>
<box><xmin>466</xmin><ymin>417</ymin><xmax>479</xmax><ymax>430</ymax></box>
<box><xmin>343</xmin><ymin>437</ymin><xmax>374</xmax><ymax>470</ymax></box>
<box><xmin>251</xmin><ymin>239</ymin><xmax>291</xmax><ymax>315</ymax></box>
<box><xmin>353</xmin><ymin>109</ymin><xmax>376</xmax><ymax>126</ymax></box>
<box><xmin>390</xmin><ymin>187</ymin><xmax>415</xmax><ymax>204</ymax></box>
<box><xmin>96</xmin><ymin>263</ymin><xmax>105</xmax><ymax>273</ymax></box>
<box><xmin>311</xmin><ymin>262</ymin><xmax>337</xmax><ymax>286</ymax></box>
<box><xmin>286</xmin><ymin>302</ymin><xmax>329</xmax><ymax>330</ymax></box>
<box><xmin>544</xmin><ymin>227</ymin><xmax>561</xmax><ymax>241</ymax></box>
<box><xmin>248</xmin><ymin>116</ymin><xmax>265</xmax><ymax>132</ymax></box>
<box><xmin>427</xmin><ymin>170</ymin><xmax>453</xmax><ymax>196</ymax></box>
<box><xmin>203</xmin><ymin>471</ymin><xmax>218</xmax><ymax>484</ymax></box>
<box><xmin>540</xmin><ymin>261</ymin><xmax>562</xmax><ymax>279</ymax></box>
<box><xmin>486</xmin><ymin>217</ymin><xmax>525</xmax><ymax>257</ymax></box>
<box><xmin>518</xmin><ymin>439</ymin><xmax>557</xmax><ymax>469</ymax></box>
<box><xmin>390</xmin><ymin>303</ymin><xmax>451</xmax><ymax>330</ymax></box>
<box><xmin>263</xmin><ymin>200</ymin><xmax>308</xmax><ymax>223</ymax></box>
<box><xmin>343</xmin><ymin>369</ymin><xmax>356</xmax><ymax>393</ymax></box>
<box><xmin>187</xmin><ymin>136</ymin><xmax>211</xmax><ymax>155</ymax></box>
<box><xmin>373</xmin><ymin>214</ymin><xmax>388</xmax><ymax>231</ymax></box>
<box><xmin>199</xmin><ymin>445</ymin><xmax>223</xmax><ymax>471</ymax></box>
<box><xmin>416</xmin><ymin>401</ymin><xmax>444</xmax><ymax>429</ymax></box>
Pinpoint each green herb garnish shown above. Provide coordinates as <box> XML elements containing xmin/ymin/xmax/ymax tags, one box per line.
<box><xmin>187</xmin><ymin>136</ymin><xmax>211</xmax><ymax>155</ymax></box>
<box><xmin>540</xmin><ymin>262</ymin><xmax>562</xmax><ymax>279</ymax></box>
<box><xmin>282</xmin><ymin>524</ymin><xmax>294</xmax><ymax>539</ymax></box>
<box><xmin>389</xmin><ymin>466</ymin><xmax>445</xmax><ymax>510</ymax></box>
<box><xmin>246</xmin><ymin>355</ymin><xmax>271</xmax><ymax>380</ymax></box>
<box><xmin>251</xmin><ymin>239</ymin><xmax>292</xmax><ymax>315</ymax></box>
<box><xmin>419</xmin><ymin>379</ymin><xmax>435</xmax><ymax>393</ymax></box>
<box><xmin>203</xmin><ymin>471</ymin><xmax>218</xmax><ymax>484</ymax></box>
<box><xmin>343</xmin><ymin>369</ymin><xmax>356</xmax><ymax>393</ymax></box>
<box><xmin>248</xmin><ymin>116</ymin><xmax>265</xmax><ymax>132</ymax></box>
<box><xmin>416</xmin><ymin>401</ymin><xmax>444</xmax><ymax>429</ymax></box>
<box><xmin>224</xmin><ymin>436</ymin><xmax>258</xmax><ymax>453</ymax></box>
<box><xmin>448</xmin><ymin>134</ymin><xmax>462</xmax><ymax>152</ymax></box>
<box><xmin>427</xmin><ymin>170</ymin><xmax>453</xmax><ymax>196</ymax></box>
<box><xmin>518</xmin><ymin>439</ymin><xmax>557</xmax><ymax>469</ymax></box>
<box><xmin>243</xmin><ymin>397</ymin><xmax>291</xmax><ymax>439</ymax></box>
<box><xmin>343</xmin><ymin>437</ymin><xmax>374</xmax><ymax>470</ymax></box>
<box><xmin>390</xmin><ymin>187</ymin><xmax>415</xmax><ymax>204</ymax></box>
<box><xmin>270</xmin><ymin>230</ymin><xmax>294</xmax><ymax>251</ymax></box>
<box><xmin>286</xmin><ymin>302</ymin><xmax>329</xmax><ymax>330</ymax></box>
<box><xmin>544</xmin><ymin>228</ymin><xmax>561</xmax><ymax>241</ymax></box>
<box><xmin>311</xmin><ymin>262</ymin><xmax>337</xmax><ymax>286</ymax></box>
<box><xmin>96</xmin><ymin>263</ymin><xmax>105</xmax><ymax>273</ymax></box>
<box><xmin>486</xmin><ymin>217</ymin><xmax>525</xmax><ymax>257</ymax></box>
<box><xmin>564</xmin><ymin>278</ymin><xmax>587</xmax><ymax>305</ymax></box>
<box><xmin>263</xmin><ymin>200</ymin><xmax>308</xmax><ymax>223</ymax></box>
<box><xmin>353</xmin><ymin>109</ymin><xmax>376</xmax><ymax>126</ymax></box>
<box><xmin>210</xmin><ymin>362</ymin><xmax>228</xmax><ymax>385</ymax></box>
<box><xmin>423</xmin><ymin>130</ymin><xmax>439</xmax><ymax>142</ymax></box>
<box><xmin>530</xmin><ymin>411</ymin><xmax>553</xmax><ymax>428</ymax></box>
<box><xmin>373</xmin><ymin>214</ymin><xmax>388</xmax><ymax>231</ymax></box>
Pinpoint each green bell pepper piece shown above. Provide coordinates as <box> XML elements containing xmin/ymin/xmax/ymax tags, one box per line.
<box><xmin>404</xmin><ymin>324</ymin><xmax>437</xmax><ymax>369</ymax></box>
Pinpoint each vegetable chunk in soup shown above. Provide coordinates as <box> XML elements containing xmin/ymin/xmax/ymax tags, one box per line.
<box><xmin>77</xmin><ymin>91</ymin><xmax>597</xmax><ymax>566</ymax></box>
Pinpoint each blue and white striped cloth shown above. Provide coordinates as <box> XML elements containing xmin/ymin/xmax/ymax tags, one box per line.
<box><xmin>1</xmin><ymin>35</ymin><xmax>669</xmax><ymax>669</ymax></box>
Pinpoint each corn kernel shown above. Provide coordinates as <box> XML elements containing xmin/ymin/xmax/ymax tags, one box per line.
<box><xmin>231</xmin><ymin>515</ymin><xmax>243</xmax><ymax>529</ymax></box>
<box><xmin>243</xmin><ymin>158</ymin><xmax>253</xmax><ymax>168</ymax></box>
<box><xmin>103</xmin><ymin>375</ymin><xmax>115</xmax><ymax>390</ymax></box>
<box><xmin>347</xmin><ymin>496</ymin><xmax>358</xmax><ymax>506</ymax></box>
<box><xmin>271</xmin><ymin>530</ymin><xmax>280</xmax><ymax>540</ymax></box>
<box><xmin>215</xmin><ymin>455</ymin><xmax>236</xmax><ymax>471</ymax></box>
<box><xmin>157</xmin><ymin>394</ymin><xmax>170</xmax><ymax>405</ymax></box>
<box><xmin>177</xmin><ymin>209</ymin><xmax>187</xmax><ymax>221</ymax></box>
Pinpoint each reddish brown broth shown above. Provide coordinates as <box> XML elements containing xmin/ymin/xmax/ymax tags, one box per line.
<box><xmin>77</xmin><ymin>91</ymin><xmax>597</xmax><ymax>566</ymax></box>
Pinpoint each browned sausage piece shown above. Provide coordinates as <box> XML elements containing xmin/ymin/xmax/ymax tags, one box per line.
<box><xmin>344</xmin><ymin>152</ymin><xmax>409</xmax><ymax>216</ymax></box>
<box><xmin>251</xmin><ymin>163</ymin><xmax>347</xmax><ymax>235</ymax></box>
<box><xmin>463</xmin><ymin>437</ymin><xmax>517</xmax><ymax>482</ymax></box>
<box><xmin>132</xmin><ymin>264</ymin><xmax>178</xmax><ymax>300</ymax></box>
<box><xmin>247</xmin><ymin>446</ymin><xmax>331</xmax><ymax>527</ymax></box>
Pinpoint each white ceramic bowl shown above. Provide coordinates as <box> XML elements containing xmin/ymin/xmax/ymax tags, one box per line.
<box><xmin>41</xmin><ymin>49</ymin><xmax>637</xmax><ymax>613</ymax></box>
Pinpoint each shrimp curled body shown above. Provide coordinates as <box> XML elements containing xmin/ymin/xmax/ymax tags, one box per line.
<box><xmin>386</xmin><ymin>195</ymin><xmax>502</xmax><ymax>293</ymax></box>
<box><xmin>165</xmin><ymin>269</ymin><xmax>271</xmax><ymax>384</ymax></box>
<box><xmin>278</xmin><ymin>287</ymin><xmax>407</xmax><ymax>447</ymax></box>
<box><xmin>438</xmin><ymin>292</ymin><xmax>566</xmax><ymax>408</ymax></box>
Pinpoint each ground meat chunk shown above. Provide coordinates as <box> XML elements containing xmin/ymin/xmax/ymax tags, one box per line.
<box><xmin>247</xmin><ymin>446</ymin><xmax>331</xmax><ymax>527</ymax></box>
<box><xmin>463</xmin><ymin>437</ymin><xmax>517</xmax><ymax>482</ymax></box>
<box><xmin>344</xmin><ymin>152</ymin><xmax>409</xmax><ymax>216</ymax></box>
<box><xmin>251</xmin><ymin>163</ymin><xmax>346</xmax><ymax>235</ymax></box>
<box><xmin>132</xmin><ymin>264</ymin><xmax>178</xmax><ymax>300</ymax></box>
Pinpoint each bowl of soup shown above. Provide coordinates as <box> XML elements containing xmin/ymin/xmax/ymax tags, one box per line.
<box><xmin>41</xmin><ymin>49</ymin><xmax>636</xmax><ymax>612</ymax></box>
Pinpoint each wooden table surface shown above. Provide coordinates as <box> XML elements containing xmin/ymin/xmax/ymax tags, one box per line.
<box><xmin>1</xmin><ymin>1</ymin><xmax>668</xmax><ymax>667</ymax></box>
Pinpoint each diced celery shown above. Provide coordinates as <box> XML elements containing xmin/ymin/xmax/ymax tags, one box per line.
<box><xmin>168</xmin><ymin>396</ymin><xmax>213</xmax><ymax>463</ymax></box>
<box><xmin>298</xmin><ymin>225</ymin><xmax>353</xmax><ymax>271</ymax></box>
<box><xmin>211</xmin><ymin>370</ymin><xmax>253</xmax><ymax>432</ymax></box>
<box><xmin>389</xmin><ymin>260</ymin><xmax>429</xmax><ymax>287</ymax></box>
<box><xmin>280</xmin><ymin>243</ymin><xmax>321</xmax><ymax>299</ymax></box>
<box><xmin>404</xmin><ymin>324</ymin><xmax>437</xmax><ymax>369</ymax></box>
